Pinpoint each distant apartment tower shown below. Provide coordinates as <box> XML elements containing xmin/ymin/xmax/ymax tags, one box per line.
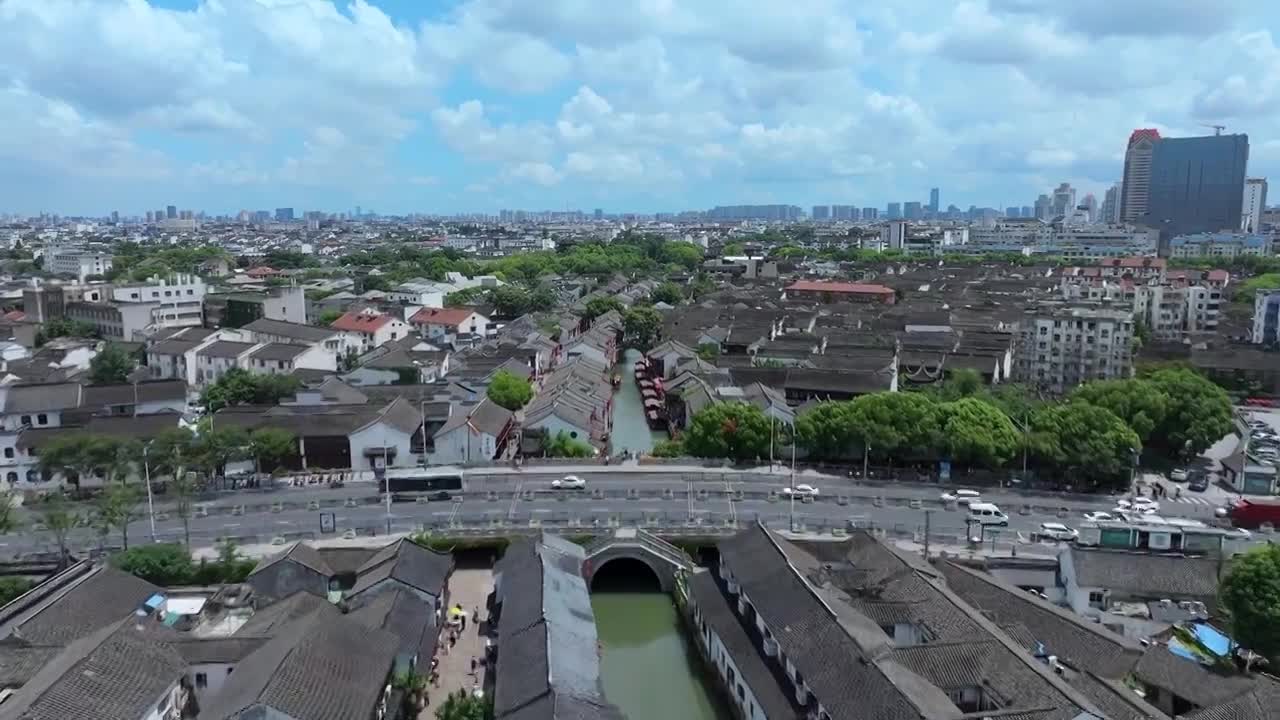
<box><xmin>811</xmin><ymin>205</ymin><xmax>830</xmax><ymax>221</ymax></box>
<box><xmin>1006</xmin><ymin>207</ymin><xmax>1020</xmax><ymax>218</ymax></box>
<box><xmin>1242</xmin><ymin>178</ymin><xmax>1268</xmax><ymax>232</ymax></box>
<box><xmin>903</xmin><ymin>201</ymin><xmax>923</xmax><ymax>220</ymax></box>
<box><xmin>145</xmin><ymin>210</ymin><xmax>155</xmax><ymax>223</ymax></box>
<box><xmin>1101</xmin><ymin>182</ymin><xmax>1121</xmax><ymax>224</ymax></box>
<box><xmin>1052</xmin><ymin>183</ymin><xmax>1076</xmax><ymax>218</ymax></box>
<box><xmin>1254</xmin><ymin>289</ymin><xmax>1280</xmax><ymax>346</ymax></box>
<box><xmin>831</xmin><ymin>205</ymin><xmax>854</xmax><ymax>221</ymax></box>
<box><xmin>1147</xmin><ymin>133</ymin><xmax>1249</xmax><ymax>239</ymax></box>
<box><xmin>1034</xmin><ymin>195</ymin><xmax>1052</xmax><ymax>220</ymax></box>
<box><xmin>886</xmin><ymin>202</ymin><xmax>902</xmax><ymax>219</ymax></box>
<box><xmin>1018</xmin><ymin>303</ymin><xmax>1134</xmax><ymax>392</ymax></box>
<box><xmin>593</xmin><ymin>208</ymin><xmax>603</xmax><ymax>221</ymax></box>
<box><xmin>166</xmin><ymin>205</ymin><xmax>177</xmax><ymax>220</ymax></box>
<box><xmin>929</xmin><ymin>188</ymin><xmax>940</xmax><ymax>213</ymax></box>
<box><xmin>1020</xmin><ymin>205</ymin><xmax>1033</xmax><ymax>218</ymax></box>
<box><xmin>861</xmin><ymin>207</ymin><xmax>878</xmax><ymax>220</ymax></box>
<box><xmin>1080</xmin><ymin>194</ymin><xmax>1098</xmax><ymax>223</ymax></box>
<box><xmin>110</xmin><ymin>211</ymin><xmax>119</xmax><ymax>224</ymax></box>
<box><xmin>1120</xmin><ymin>128</ymin><xmax>1161</xmax><ymax>222</ymax></box>
<box><xmin>275</xmin><ymin>208</ymin><xmax>295</xmax><ymax>222</ymax></box>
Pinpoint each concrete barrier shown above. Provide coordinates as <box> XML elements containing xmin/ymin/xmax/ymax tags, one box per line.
<box><xmin>270</xmin><ymin>503</ymin><xmax>283</xmax><ymax>514</ymax></box>
<box><xmin>232</xmin><ymin>505</ymin><xmax>244</xmax><ymax>516</ymax></box>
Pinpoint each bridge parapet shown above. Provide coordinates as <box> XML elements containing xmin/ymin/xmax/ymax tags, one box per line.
<box><xmin>582</xmin><ymin>528</ymin><xmax>693</xmax><ymax>592</ymax></box>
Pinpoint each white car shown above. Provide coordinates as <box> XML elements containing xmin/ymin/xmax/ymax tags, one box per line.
<box><xmin>1169</xmin><ymin>468</ymin><xmax>1189</xmax><ymax>482</ymax></box>
<box><xmin>1038</xmin><ymin>522</ymin><xmax>1079</xmax><ymax>542</ymax></box>
<box><xmin>782</xmin><ymin>484</ymin><xmax>819</xmax><ymax>498</ymax></box>
<box><xmin>1082</xmin><ymin>511</ymin><xmax>1114</xmax><ymax>523</ymax></box>
<box><xmin>551</xmin><ymin>475</ymin><xmax>586</xmax><ymax>490</ymax></box>
<box><xmin>1114</xmin><ymin>498</ymin><xmax>1158</xmax><ymax>515</ymax></box>
<box><xmin>940</xmin><ymin>489</ymin><xmax>982</xmax><ymax>506</ymax></box>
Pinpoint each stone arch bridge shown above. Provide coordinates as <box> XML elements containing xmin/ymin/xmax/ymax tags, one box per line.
<box><xmin>581</xmin><ymin>528</ymin><xmax>694</xmax><ymax>592</ymax></box>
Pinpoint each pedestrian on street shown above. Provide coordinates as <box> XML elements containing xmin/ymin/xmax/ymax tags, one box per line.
<box><xmin>471</xmin><ymin>657</ymin><xmax>478</xmax><ymax>675</ymax></box>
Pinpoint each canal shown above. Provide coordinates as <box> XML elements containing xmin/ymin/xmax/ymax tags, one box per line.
<box><xmin>591</xmin><ymin>562</ymin><xmax>728</xmax><ymax>720</ymax></box>
<box><xmin>609</xmin><ymin>348</ymin><xmax>667</xmax><ymax>456</ymax></box>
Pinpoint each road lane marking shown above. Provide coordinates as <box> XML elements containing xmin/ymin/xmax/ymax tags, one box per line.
<box><xmin>508</xmin><ymin>482</ymin><xmax>522</xmax><ymax>521</ymax></box>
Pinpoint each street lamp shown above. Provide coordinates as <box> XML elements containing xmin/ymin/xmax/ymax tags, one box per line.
<box><xmin>142</xmin><ymin>440</ymin><xmax>157</xmax><ymax>543</ymax></box>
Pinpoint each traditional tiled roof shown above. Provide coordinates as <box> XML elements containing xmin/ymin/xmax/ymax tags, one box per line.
<box><xmin>9</xmin><ymin>566</ymin><xmax>159</xmax><ymax>647</ymax></box>
<box><xmin>349</xmin><ymin>539</ymin><xmax>452</xmax><ymax>599</ymax></box>
<box><xmin>1069</xmin><ymin>548</ymin><xmax>1220</xmax><ymax>599</ymax></box>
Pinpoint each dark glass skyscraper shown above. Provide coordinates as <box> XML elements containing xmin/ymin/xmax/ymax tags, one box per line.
<box><xmin>1145</xmin><ymin>133</ymin><xmax>1249</xmax><ymax>239</ymax></box>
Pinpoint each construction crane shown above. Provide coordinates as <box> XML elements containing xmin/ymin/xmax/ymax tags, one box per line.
<box><xmin>1200</xmin><ymin>123</ymin><xmax>1226</xmax><ymax>136</ymax></box>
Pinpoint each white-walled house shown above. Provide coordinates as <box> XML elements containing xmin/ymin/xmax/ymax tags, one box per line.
<box><xmin>429</xmin><ymin>399</ymin><xmax>514</xmax><ymax>465</ymax></box>
<box><xmin>408</xmin><ymin>307</ymin><xmax>490</xmax><ymax>340</ymax></box>
<box><xmin>330</xmin><ymin>309</ymin><xmax>411</xmax><ymax>354</ymax></box>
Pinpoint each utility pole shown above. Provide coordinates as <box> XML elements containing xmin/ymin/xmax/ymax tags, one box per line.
<box><xmin>862</xmin><ymin>441</ymin><xmax>870</xmax><ymax>480</ymax></box>
<box><xmin>789</xmin><ymin>434</ymin><xmax>797</xmax><ymax>533</ymax></box>
<box><xmin>923</xmin><ymin>510</ymin><xmax>931</xmax><ymax>560</ymax></box>
<box><xmin>382</xmin><ymin>431</ymin><xmax>391</xmax><ymax>535</ymax></box>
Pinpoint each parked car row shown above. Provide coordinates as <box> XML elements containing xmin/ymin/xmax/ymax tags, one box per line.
<box><xmin>1248</xmin><ymin>417</ymin><xmax>1280</xmax><ymax>466</ymax></box>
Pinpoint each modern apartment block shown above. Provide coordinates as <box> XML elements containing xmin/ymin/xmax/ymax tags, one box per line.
<box><xmin>1168</xmin><ymin>231</ymin><xmax>1268</xmax><ymax>259</ymax></box>
<box><xmin>965</xmin><ymin>220</ymin><xmax>1158</xmax><ymax>259</ymax></box>
<box><xmin>1255</xmin><ymin>289</ymin><xmax>1280</xmax><ymax>347</ymax></box>
<box><xmin>1017</xmin><ymin>303</ymin><xmax>1135</xmax><ymax>393</ymax></box>
<box><xmin>1059</xmin><ymin>259</ymin><xmax>1227</xmax><ymax>341</ymax></box>
<box><xmin>48</xmin><ymin>250</ymin><xmax>113</xmax><ymax>281</ymax></box>
<box><xmin>110</xmin><ymin>273</ymin><xmax>207</xmax><ymax>329</ymax></box>
<box><xmin>1120</xmin><ymin>128</ymin><xmax>1160</xmax><ymax>222</ymax></box>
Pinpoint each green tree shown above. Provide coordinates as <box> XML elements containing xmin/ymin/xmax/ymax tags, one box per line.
<box><xmin>37</xmin><ymin>434</ymin><xmax>122</xmax><ymax>487</ymax></box>
<box><xmin>193</xmin><ymin>425</ymin><xmax>250</xmax><ymax>480</ymax></box>
<box><xmin>651</xmin><ymin>439</ymin><xmax>685</xmax><ymax>458</ymax></box>
<box><xmin>435</xmin><ymin>692</ymin><xmax>494</xmax><ymax>720</ymax></box>
<box><xmin>113</xmin><ymin>543</ymin><xmax>195</xmax><ymax>585</ymax></box>
<box><xmin>37</xmin><ymin>492</ymin><xmax>79</xmax><ymax>566</ymax></box>
<box><xmin>683</xmin><ymin>403</ymin><xmax>771</xmax><ymax>461</ymax></box>
<box><xmin>88</xmin><ymin>343</ymin><xmax>137</xmax><ymax>385</ymax></box>
<box><xmin>248</xmin><ymin>427</ymin><xmax>297</xmax><ymax>474</ymax></box>
<box><xmin>200</xmin><ymin>368</ymin><xmax>301</xmax><ymax>412</ymax></box>
<box><xmin>1071</xmin><ymin>378</ymin><xmax>1169</xmax><ymax>442</ymax></box>
<box><xmin>317</xmin><ymin>309</ymin><xmax>343</xmax><ymax>325</ymax></box>
<box><xmin>487</xmin><ymin>370</ymin><xmax>533</xmax><ymax>411</ymax></box>
<box><xmin>543</xmin><ymin>431</ymin><xmax>594</xmax><ymax>458</ymax></box>
<box><xmin>0</xmin><ymin>490</ymin><xmax>20</xmax><ymax>535</ymax></box>
<box><xmin>1028</xmin><ymin>402</ymin><xmax>1141</xmax><ymax>488</ymax></box>
<box><xmin>1220</xmin><ymin>544</ymin><xmax>1280</xmax><ymax>660</ymax></box>
<box><xmin>934</xmin><ymin>398</ymin><xmax>1020</xmax><ymax>467</ymax></box>
<box><xmin>795</xmin><ymin>401</ymin><xmax>857</xmax><ymax>459</ymax></box>
<box><xmin>623</xmin><ymin>305</ymin><xmax>663</xmax><ymax>351</ymax></box>
<box><xmin>1147</xmin><ymin>368</ymin><xmax>1234</xmax><ymax>458</ymax></box>
<box><xmin>650</xmin><ymin>281</ymin><xmax>684</xmax><ymax>305</ymax></box>
<box><xmin>695</xmin><ymin>343</ymin><xmax>720</xmax><ymax>361</ymax></box>
<box><xmin>40</xmin><ymin>317</ymin><xmax>96</xmax><ymax>341</ymax></box>
<box><xmin>0</xmin><ymin>577</ymin><xmax>33</xmax><ymax>606</ymax></box>
<box><xmin>150</xmin><ymin>429</ymin><xmax>199</xmax><ymax>546</ymax></box>
<box><xmin>657</xmin><ymin>242</ymin><xmax>704</xmax><ymax>270</ymax></box>
<box><xmin>583</xmin><ymin>296</ymin><xmax>623</xmax><ymax>320</ymax></box>
<box><xmin>847</xmin><ymin>392</ymin><xmax>941</xmax><ymax>462</ymax></box>
<box><xmin>98</xmin><ymin>481</ymin><xmax>142</xmax><ymax>550</ymax></box>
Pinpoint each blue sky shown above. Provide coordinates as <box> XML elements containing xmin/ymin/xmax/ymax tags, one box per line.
<box><xmin>2</xmin><ymin>0</ymin><xmax>1278</xmax><ymax>217</ymax></box>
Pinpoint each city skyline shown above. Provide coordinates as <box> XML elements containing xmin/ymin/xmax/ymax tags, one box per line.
<box><xmin>3</xmin><ymin>0</ymin><xmax>1280</xmax><ymax>216</ymax></box>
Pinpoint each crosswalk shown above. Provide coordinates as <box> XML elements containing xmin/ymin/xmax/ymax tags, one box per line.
<box><xmin>1163</xmin><ymin>495</ymin><xmax>1218</xmax><ymax>506</ymax></box>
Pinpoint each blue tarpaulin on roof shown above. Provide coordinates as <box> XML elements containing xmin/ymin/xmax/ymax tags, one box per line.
<box><xmin>143</xmin><ymin>593</ymin><xmax>165</xmax><ymax>610</ymax></box>
<box><xmin>1168</xmin><ymin>640</ymin><xmax>1202</xmax><ymax>663</ymax></box>
<box><xmin>1192</xmin><ymin>623</ymin><xmax>1232</xmax><ymax>657</ymax></box>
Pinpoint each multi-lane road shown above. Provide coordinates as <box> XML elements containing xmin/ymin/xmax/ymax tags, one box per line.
<box><xmin>3</xmin><ymin>465</ymin><xmax>1231</xmax><ymax>559</ymax></box>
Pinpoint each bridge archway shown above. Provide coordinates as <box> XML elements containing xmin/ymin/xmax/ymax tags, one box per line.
<box><xmin>588</xmin><ymin>555</ymin><xmax>663</xmax><ymax>593</ymax></box>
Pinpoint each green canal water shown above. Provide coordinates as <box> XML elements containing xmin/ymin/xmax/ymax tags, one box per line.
<box><xmin>591</xmin><ymin>591</ymin><xmax>728</xmax><ymax>720</ymax></box>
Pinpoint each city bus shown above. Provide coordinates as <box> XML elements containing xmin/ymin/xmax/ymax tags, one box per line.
<box><xmin>378</xmin><ymin>468</ymin><xmax>464</xmax><ymax>502</ymax></box>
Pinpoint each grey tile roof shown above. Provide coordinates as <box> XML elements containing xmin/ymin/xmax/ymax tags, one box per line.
<box><xmin>1069</xmin><ymin>548</ymin><xmax>1221</xmax><ymax>600</ymax></box>
<box><xmin>0</xmin><ymin>620</ymin><xmax>188</xmax><ymax>720</ymax></box>
<box><xmin>349</xmin><ymin>538</ymin><xmax>452</xmax><ymax>599</ymax></box>
<box><xmin>236</xmin><ymin>591</ymin><xmax>331</xmax><ymax>636</ymax></box>
<box><xmin>349</xmin><ymin>587</ymin><xmax>436</xmax><ymax>665</ymax></box>
<box><xmin>242</xmin><ymin>318</ymin><xmax>339</xmax><ymax>343</ymax></box>
<box><xmin>81</xmin><ymin>380</ymin><xmax>186</xmax><ymax>408</ymax></box>
<box><xmin>686</xmin><ymin>571</ymin><xmax>801</xmax><ymax>720</ymax></box>
<box><xmin>1133</xmin><ymin>648</ymin><xmax>1257</xmax><ymax>709</ymax></box>
<box><xmin>0</xmin><ymin>645</ymin><xmax>61</xmax><ymax>688</ymax></box>
<box><xmin>249</xmin><ymin>342</ymin><xmax>310</xmax><ymax>361</ymax></box>
<box><xmin>146</xmin><ymin>338</ymin><xmax>199</xmax><ymax>356</ymax></box>
<box><xmin>196</xmin><ymin>340</ymin><xmax>256</xmax><ymax>358</ymax></box>
<box><xmin>201</xmin><ymin>607</ymin><xmax>400</xmax><ymax>720</ymax></box>
<box><xmin>1183</xmin><ymin>675</ymin><xmax>1280</xmax><ymax>720</ymax></box>
<box><xmin>494</xmin><ymin>536</ymin><xmax>623</xmax><ymax>720</ymax></box>
<box><xmin>2</xmin><ymin>383</ymin><xmax>82</xmax><ymax>413</ymax></box>
<box><xmin>173</xmin><ymin>636</ymin><xmax>268</xmax><ymax>664</ymax></box>
<box><xmin>436</xmin><ymin>397</ymin><xmax>513</xmax><ymax>439</ymax></box>
<box><xmin>251</xmin><ymin>542</ymin><xmax>335</xmax><ymax>578</ymax></box>
<box><xmin>10</xmin><ymin>566</ymin><xmax>160</xmax><ymax>647</ymax></box>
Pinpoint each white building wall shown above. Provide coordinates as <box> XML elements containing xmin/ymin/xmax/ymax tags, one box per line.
<box><xmin>429</xmin><ymin>426</ymin><xmax>498</xmax><ymax>466</ymax></box>
<box><xmin>349</xmin><ymin>422</ymin><xmax>415</xmax><ymax>470</ymax></box>
<box><xmin>1243</xmin><ymin>178</ymin><xmax>1268</xmax><ymax>232</ymax></box>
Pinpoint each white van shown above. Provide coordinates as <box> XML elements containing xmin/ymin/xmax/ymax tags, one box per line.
<box><xmin>967</xmin><ymin>502</ymin><xmax>1009</xmax><ymax>526</ymax></box>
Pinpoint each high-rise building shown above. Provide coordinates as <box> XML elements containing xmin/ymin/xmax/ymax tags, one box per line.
<box><xmin>275</xmin><ymin>207</ymin><xmax>295</xmax><ymax>222</ymax></box>
<box><xmin>904</xmin><ymin>201</ymin><xmax>923</xmax><ymax>220</ymax></box>
<box><xmin>1034</xmin><ymin>194</ymin><xmax>1052</xmax><ymax>220</ymax></box>
<box><xmin>1254</xmin><ymin>289</ymin><xmax>1280</xmax><ymax>346</ymax></box>
<box><xmin>1081</xmin><ymin>194</ymin><xmax>1098</xmax><ymax>223</ymax></box>
<box><xmin>887</xmin><ymin>202</ymin><xmax>902</xmax><ymax>219</ymax></box>
<box><xmin>1120</xmin><ymin>128</ymin><xmax>1161</xmax><ymax>222</ymax></box>
<box><xmin>1242</xmin><ymin>178</ymin><xmax>1268</xmax><ymax>232</ymax></box>
<box><xmin>166</xmin><ymin>205</ymin><xmax>177</xmax><ymax>220</ymax></box>
<box><xmin>929</xmin><ymin>188</ymin><xmax>940</xmax><ymax>213</ymax></box>
<box><xmin>831</xmin><ymin>205</ymin><xmax>854</xmax><ymax>221</ymax></box>
<box><xmin>110</xmin><ymin>210</ymin><xmax>119</xmax><ymax>224</ymax></box>
<box><xmin>1146</xmin><ymin>133</ymin><xmax>1249</xmax><ymax>239</ymax></box>
<box><xmin>155</xmin><ymin>209</ymin><xmax>165</xmax><ymax>222</ymax></box>
<box><xmin>1052</xmin><ymin>183</ymin><xmax>1076</xmax><ymax>218</ymax></box>
<box><xmin>1006</xmin><ymin>207</ymin><xmax>1020</xmax><ymax>218</ymax></box>
<box><xmin>862</xmin><ymin>208</ymin><xmax>878</xmax><ymax>220</ymax></box>
<box><xmin>594</xmin><ymin>208</ymin><xmax>604</xmax><ymax>221</ymax></box>
<box><xmin>145</xmin><ymin>211</ymin><xmax>154</xmax><ymax>223</ymax></box>
<box><xmin>1101</xmin><ymin>182</ymin><xmax>1121</xmax><ymax>224</ymax></box>
<box><xmin>812</xmin><ymin>205</ymin><xmax>830</xmax><ymax>220</ymax></box>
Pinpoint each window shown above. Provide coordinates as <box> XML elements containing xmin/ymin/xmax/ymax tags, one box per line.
<box><xmin>4</xmin><ymin>473</ymin><xmax>14</xmax><ymax>484</ymax></box>
<box><xmin>36</xmin><ymin>414</ymin><xmax>47</xmax><ymax>425</ymax></box>
<box><xmin>19</xmin><ymin>416</ymin><xmax>30</xmax><ymax>426</ymax></box>
<box><xmin>187</xmin><ymin>289</ymin><xmax>194</xmax><ymax>295</ymax></box>
<box><xmin>195</xmin><ymin>672</ymin><xmax>208</xmax><ymax>689</ymax></box>
<box><xmin>2</xmin><ymin>448</ymin><xmax>11</xmax><ymax>459</ymax></box>
<box><xmin>1088</xmin><ymin>591</ymin><xmax>1105</xmax><ymax>607</ymax></box>
<box><xmin>164</xmin><ymin>291</ymin><xmax>172</xmax><ymax>297</ymax></box>
<box><xmin>226</xmin><ymin>668</ymin><xmax>234</xmax><ymax>675</ymax></box>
